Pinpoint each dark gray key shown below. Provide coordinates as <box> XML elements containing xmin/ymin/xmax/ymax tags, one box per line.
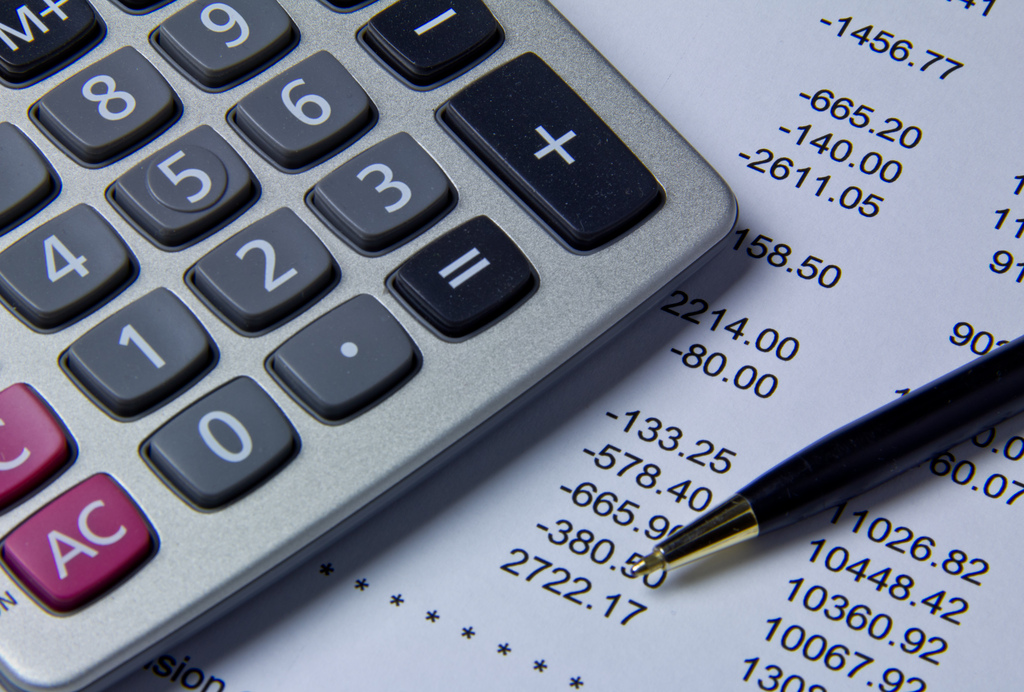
<box><xmin>363</xmin><ymin>0</ymin><xmax>501</xmax><ymax>87</ymax></box>
<box><xmin>231</xmin><ymin>51</ymin><xmax>375</xmax><ymax>171</ymax></box>
<box><xmin>145</xmin><ymin>377</ymin><xmax>298</xmax><ymax>509</ymax></box>
<box><xmin>109</xmin><ymin>126</ymin><xmax>258</xmax><ymax>249</ymax></box>
<box><xmin>268</xmin><ymin>294</ymin><xmax>418</xmax><ymax>421</ymax></box>
<box><xmin>391</xmin><ymin>216</ymin><xmax>534</xmax><ymax>338</ymax></box>
<box><xmin>0</xmin><ymin>0</ymin><xmax>103</xmax><ymax>87</ymax></box>
<box><xmin>444</xmin><ymin>53</ymin><xmax>662</xmax><ymax>250</ymax></box>
<box><xmin>63</xmin><ymin>288</ymin><xmax>217</xmax><ymax>419</ymax></box>
<box><xmin>34</xmin><ymin>47</ymin><xmax>180</xmax><ymax>166</ymax></box>
<box><xmin>154</xmin><ymin>0</ymin><xmax>297</xmax><ymax>91</ymax></box>
<box><xmin>0</xmin><ymin>123</ymin><xmax>59</xmax><ymax>236</ymax></box>
<box><xmin>0</xmin><ymin>205</ymin><xmax>135</xmax><ymax>330</ymax></box>
<box><xmin>308</xmin><ymin>132</ymin><xmax>454</xmax><ymax>254</ymax></box>
<box><xmin>190</xmin><ymin>208</ymin><xmax>337</xmax><ymax>333</ymax></box>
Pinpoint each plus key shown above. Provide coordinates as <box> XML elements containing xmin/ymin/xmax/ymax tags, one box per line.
<box><xmin>444</xmin><ymin>53</ymin><xmax>662</xmax><ymax>251</ymax></box>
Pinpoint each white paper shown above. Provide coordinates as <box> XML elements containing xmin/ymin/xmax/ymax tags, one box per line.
<box><xmin>114</xmin><ymin>1</ymin><xmax>1024</xmax><ymax>690</ymax></box>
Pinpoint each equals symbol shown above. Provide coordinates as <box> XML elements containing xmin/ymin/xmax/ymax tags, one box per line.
<box><xmin>439</xmin><ymin>247</ymin><xmax>490</xmax><ymax>288</ymax></box>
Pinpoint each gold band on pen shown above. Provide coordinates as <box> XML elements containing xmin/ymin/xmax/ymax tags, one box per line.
<box><xmin>629</xmin><ymin>495</ymin><xmax>759</xmax><ymax>576</ymax></box>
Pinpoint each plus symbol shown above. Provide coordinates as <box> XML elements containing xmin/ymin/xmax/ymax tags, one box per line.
<box><xmin>533</xmin><ymin>126</ymin><xmax>576</xmax><ymax>165</ymax></box>
<box><xmin>40</xmin><ymin>0</ymin><xmax>71</xmax><ymax>21</ymax></box>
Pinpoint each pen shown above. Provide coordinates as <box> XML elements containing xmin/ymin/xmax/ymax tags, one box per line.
<box><xmin>628</xmin><ymin>334</ymin><xmax>1024</xmax><ymax>577</ymax></box>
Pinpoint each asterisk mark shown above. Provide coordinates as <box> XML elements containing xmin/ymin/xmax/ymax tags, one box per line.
<box><xmin>570</xmin><ymin>677</ymin><xmax>584</xmax><ymax>689</ymax></box>
<box><xmin>534</xmin><ymin>660</ymin><xmax>548</xmax><ymax>672</ymax></box>
<box><xmin>390</xmin><ymin>594</ymin><xmax>404</xmax><ymax>606</ymax></box>
<box><xmin>497</xmin><ymin>643</ymin><xmax>511</xmax><ymax>656</ymax></box>
<box><xmin>319</xmin><ymin>563</ymin><xmax>334</xmax><ymax>576</ymax></box>
<box><xmin>426</xmin><ymin>610</ymin><xmax>440</xmax><ymax>622</ymax></box>
<box><xmin>461</xmin><ymin>627</ymin><xmax>476</xmax><ymax>639</ymax></box>
<box><xmin>354</xmin><ymin>578</ymin><xmax>369</xmax><ymax>591</ymax></box>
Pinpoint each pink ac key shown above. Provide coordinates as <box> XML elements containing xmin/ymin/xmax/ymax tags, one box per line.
<box><xmin>2</xmin><ymin>475</ymin><xmax>154</xmax><ymax>612</ymax></box>
<box><xmin>0</xmin><ymin>383</ymin><xmax>70</xmax><ymax>509</ymax></box>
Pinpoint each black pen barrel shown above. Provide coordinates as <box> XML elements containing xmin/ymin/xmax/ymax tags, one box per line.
<box><xmin>743</xmin><ymin>335</ymin><xmax>1024</xmax><ymax>534</ymax></box>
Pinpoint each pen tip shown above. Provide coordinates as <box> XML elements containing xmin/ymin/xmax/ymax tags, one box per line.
<box><xmin>627</xmin><ymin>552</ymin><xmax>666</xmax><ymax>577</ymax></box>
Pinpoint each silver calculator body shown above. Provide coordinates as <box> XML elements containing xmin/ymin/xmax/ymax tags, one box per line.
<box><xmin>0</xmin><ymin>0</ymin><xmax>736</xmax><ymax>689</ymax></box>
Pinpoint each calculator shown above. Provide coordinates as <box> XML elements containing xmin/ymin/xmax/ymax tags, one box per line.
<box><xmin>0</xmin><ymin>0</ymin><xmax>736</xmax><ymax>689</ymax></box>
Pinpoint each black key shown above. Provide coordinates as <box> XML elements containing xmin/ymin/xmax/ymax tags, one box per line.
<box><xmin>145</xmin><ymin>377</ymin><xmax>298</xmax><ymax>509</ymax></box>
<box><xmin>319</xmin><ymin>0</ymin><xmax>375</xmax><ymax>11</ymax></box>
<box><xmin>444</xmin><ymin>53</ymin><xmax>662</xmax><ymax>251</ymax></box>
<box><xmin>308</xmin><ymin>132</ymin><xmax>454</xmax><ymax>254</ymax></box>
<box><xmin>391</xmin><ymin>216</ymin><xmax>534</xmax><ymax>338</ymax></box>
<box><xmin>62</xmin><ymin>288</ymin><xmax>217</xmax><ymax>419</ymax></box>
<box><xmin>34</xmin><ymin>47</ymin><xmax>181</xmax><ymax>166</ymax></box>
<box><xmin>108</xmin><ymin>126</ymin><xmax>259</xmax><ymax>250</ymax></box>
<box><xmin>268</xmin><ymin>294</ymin><xmax>418</xmax><ymax>422</ymax></box>
<box><xmin>190</xmin><ymin>208</ymin><xmax>337</xmax><ymax>333</ymax></box>
<box><xmin>363</xmin><ymin>0</ymin><xmax>501</xmax><ymax>87</ymax></box>
<box><xmin>231</xmin><ymin>51</ymin><xmax>375</xmax><ymax>171</ymax></box>
<box><xmin>0</xmin><ymin>205</ymin><xmax>136</xmax><ymax>330</ymax></box>
<box><xmin>111</xmin><ymin>0</ymin><xmax>172</xmax><ymax>13</ymax></box>
<box><xmin>154</xmin><ymin>0</ymin><xmax>297</xmax><ymax>91</ymax></box>
<box><xmin>0</xmin><ymin>0</ymin><xmax>103</xmax><ymax>87</ymax></box>
<box><xmin>0</xmin><ymin>123</ymin><xmax>59</xmax><ymax>236</ymax></box>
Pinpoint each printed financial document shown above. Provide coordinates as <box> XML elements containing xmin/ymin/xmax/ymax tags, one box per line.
<box><xmin>114</xmin><ymin>1</ymin><xmax>1024</xmax><ymax>690</ymax></box>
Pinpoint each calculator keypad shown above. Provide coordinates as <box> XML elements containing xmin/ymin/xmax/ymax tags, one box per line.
<box><xmin>309</xmin><ymin>132</ymin><xmax>454</xmax><ymax>254</ymax></box>
<box><xmin>364</xmin><ymin>0</ymin><xmax>501</xmax><ymax>87</ymax></box>
<box><xmin>231</xmin><ymin>51</ymin><xmax>375</xmax><ymax>171</ymax></box>
<box><xmin>145</xmin><ymin>377</ymin><xmax>298</xmax><ymax>509</ymax></box>
<box><xmin>190</xmin><ymin>208</ymin><xmax>337</xmax><ymax>333</ymax></box>
<box><xmin>1</xmin><ymin>474</ymin><xmax>153</xmax><ymax>612</ymax></box>
<box><xmin>63</xmin><ymin>288</ymin><xmax>217</xmax><ymax>419</ymax></box>
<box><xmin>0</xmin><ymin>205</ymin><xmax>135</xmax><ymax>330</ymax></box>
<box><xmin>33</xmin><ymin>47</ymin><xmax>180</xmax><ymax>166</ymax></box>
<box><xmin>269</xmin><ymin>294</ymin><xmax>418</xmax><ymax>422</ymax></box>
<box><xmin>109</xmin><ymin>126</ymin><xmax>259</xmax><ymax>249</ymax></box>
<box><xmin>0</xmin><ymin>123</ymin><xmax>59</xmax><ymax>236</ymax></box>
<box><xmin>0</xmin><ymin>384</ymin><xmax>70</xmax><ymax>511</ymax></box>
<box><xmin>154</xmin><ymin>0</ymin><xmax>298</xmax><ymax>90</ymax></box>
<box><xmin>0</xmin><ymin>0</ymin><xmax>103</xmax><ymax>87</ymax></box>
<box><xmin>444</xmin><ymin>52</ymin><xmax>662</xmax><ymax>250</ymax></box>
<box><xmin>0</xmin><ymin>0</ymin><xmax>715</xmax><ymax>680</ymax></box>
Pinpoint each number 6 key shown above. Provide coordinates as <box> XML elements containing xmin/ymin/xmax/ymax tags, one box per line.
<box><xmin>230</xmin><ymin>51</ymin><xmax>376</xmax><ymax>171</ymax></box>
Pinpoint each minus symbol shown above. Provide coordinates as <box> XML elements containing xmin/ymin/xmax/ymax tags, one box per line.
<box><xmin>414</xmin><ymin>8</ymin><xmax>457</xmax><ymax>35</ymax></box>
<box><xmin>819</xmin><ymin>18</ymin><xmax>833</xmax><ymax>25</ymax></box>
<box><xmin>560</xmin><ymin>486</ymin><xmax>571</xmax><ymax>493</ymax></box>
<box><xmin>583</xmin><ymin>449</ymin><xmax>594</xmax><ymax>455</ymax></box>
<box><xmin>738</xmin><ymin>153</ymin><xmax>751</xmax><ymax>159</ymax></box>
<box><xmin>536</xmin><ymin>524</ymin><xmax>548</xmax><ymax>531</ymax></box>
<box><xmin>605</xmin><ymin>412</ymin><xmax>619</xmax><ymax>419</ymax></box>
<box><xmin>799</xmin><ymin>93</ymin><xmax>811</xmax><ymax>100</ymax></box>
<box><xmin>671</xmin><ymin>348</ymin><xmax>683</xmax><ymax>355</ymax></box>
<box><xmin>779</xmin><ymin>127</ymin><xmax>791</xmax><ymax>133</ymax></box>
